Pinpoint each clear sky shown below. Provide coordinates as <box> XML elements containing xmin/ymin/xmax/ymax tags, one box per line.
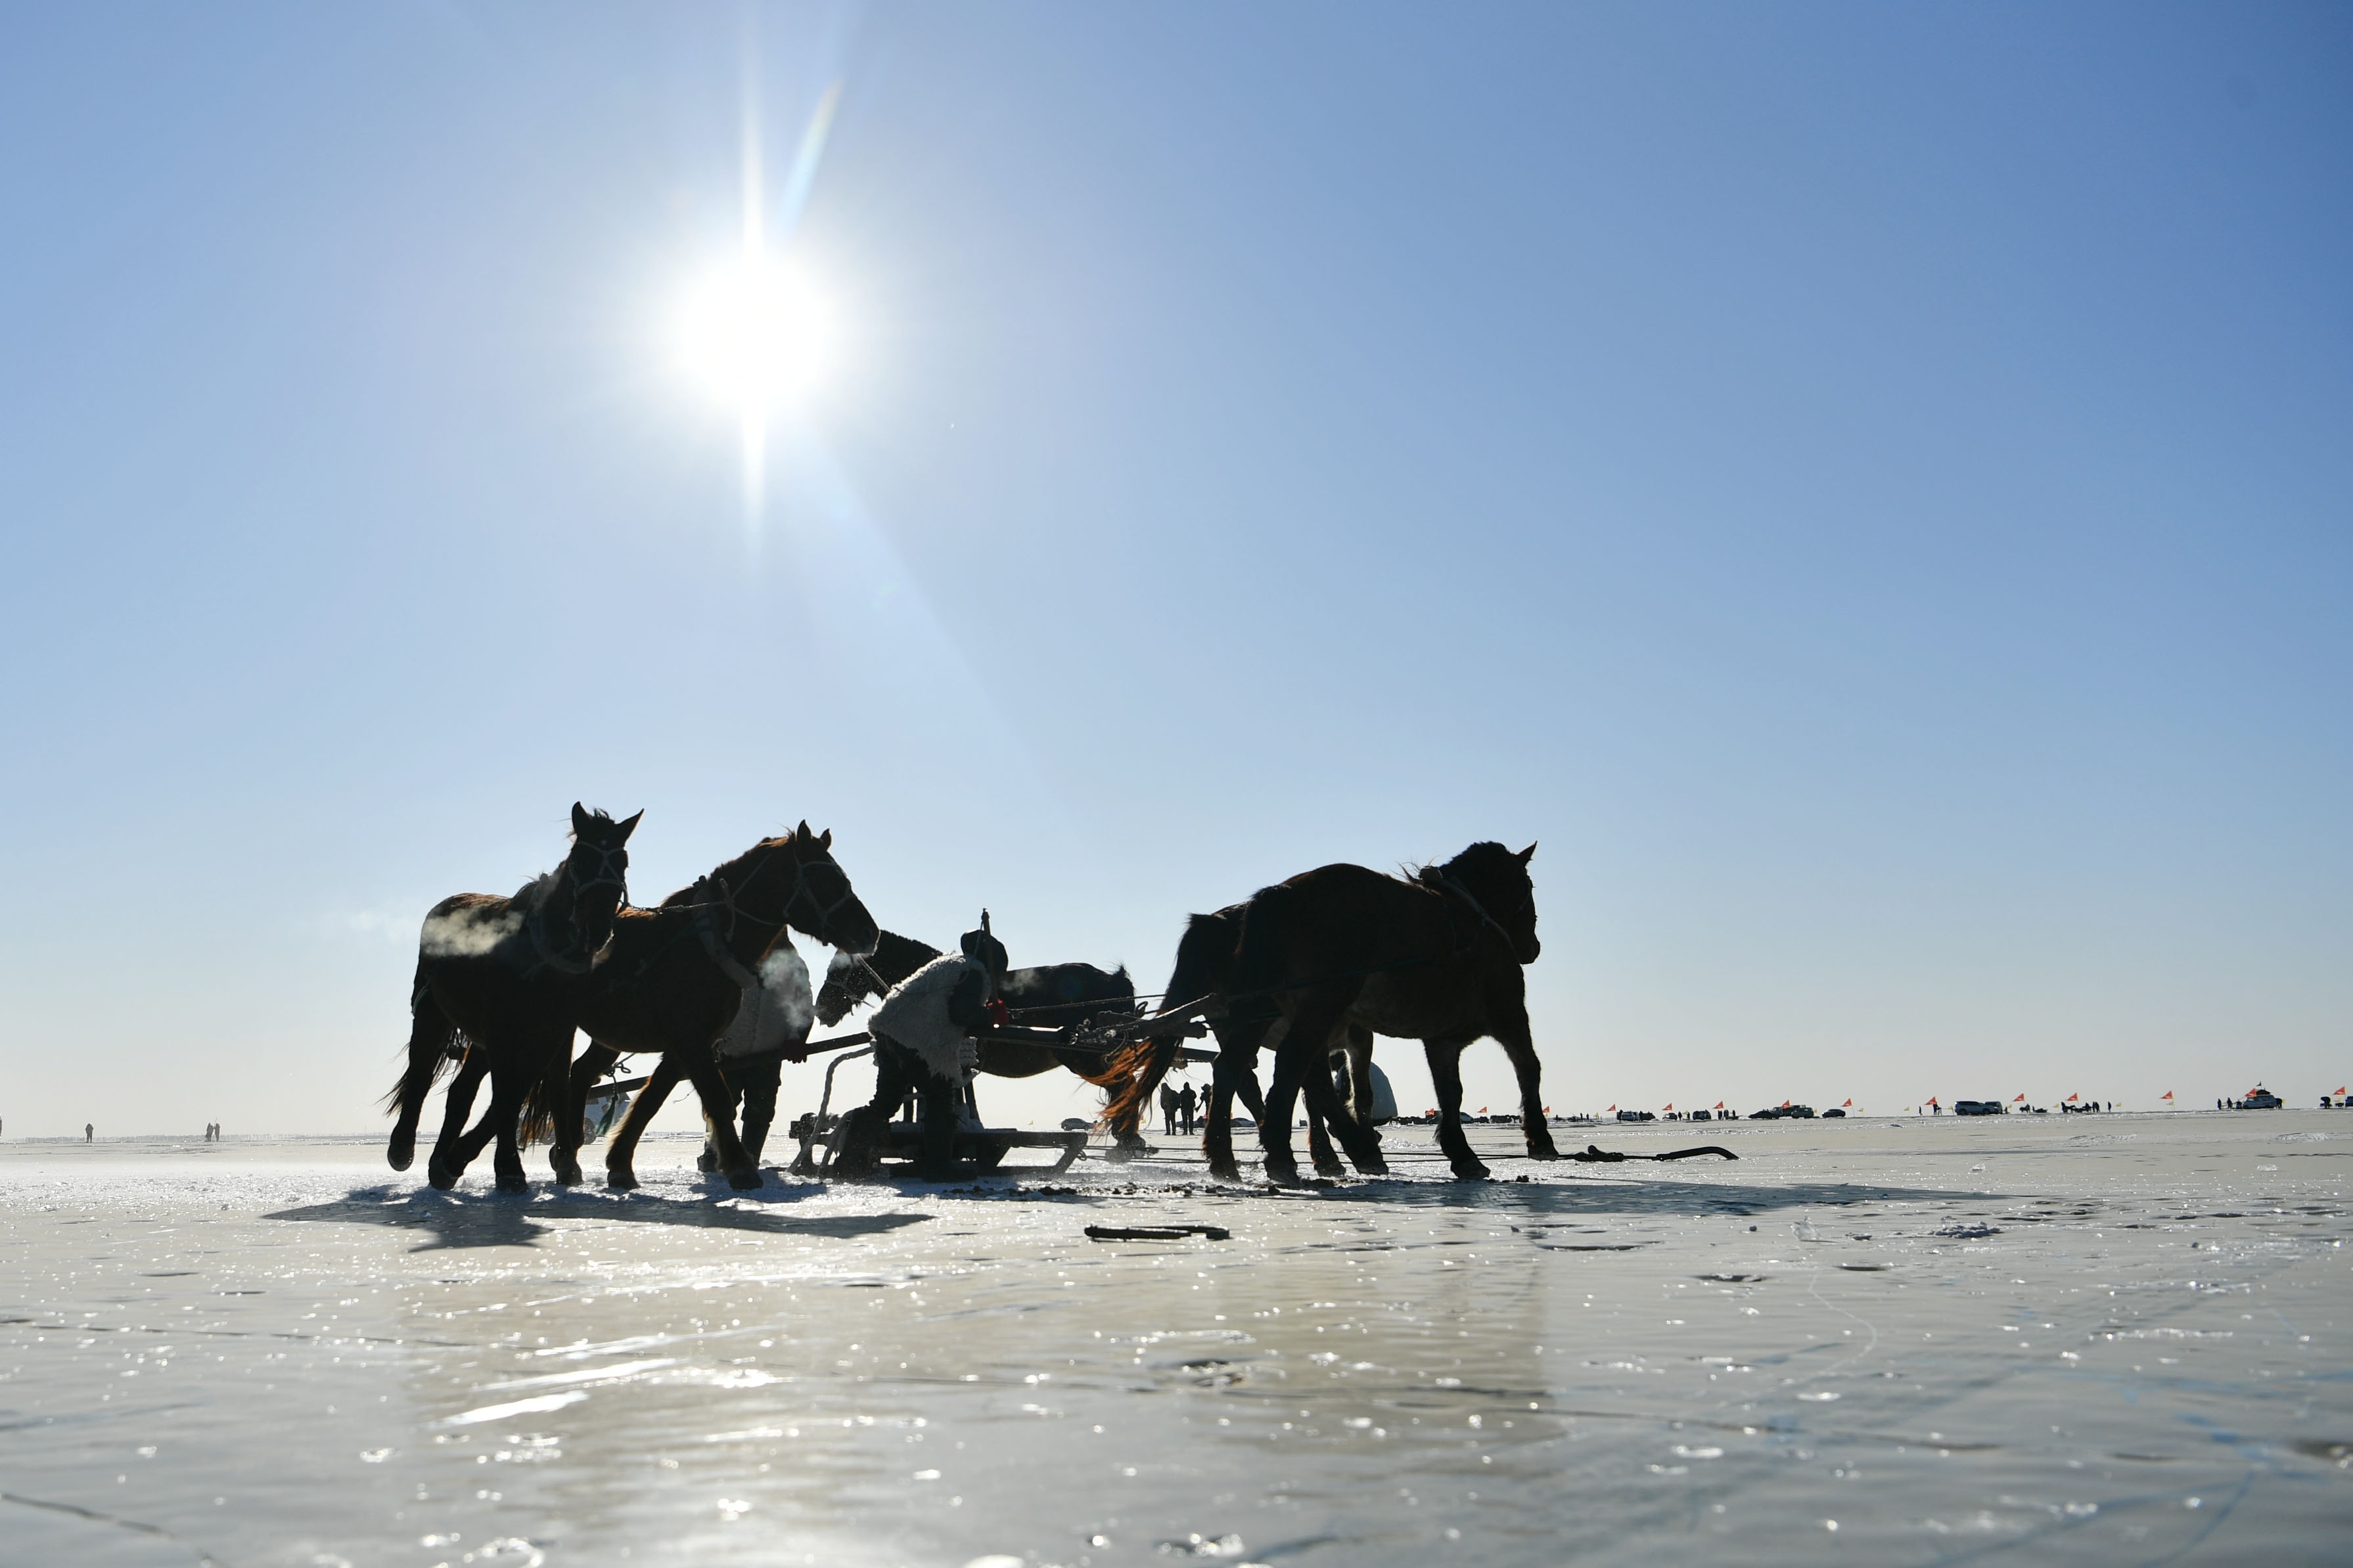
<box><xmin>1</xmin><ymin>4</ymin><xmax>2346</xmax><ymax>1138</ymax></box>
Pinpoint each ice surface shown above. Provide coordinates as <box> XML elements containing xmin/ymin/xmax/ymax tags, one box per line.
<box><xmin>3</xmin><ymin>1113</ymin><xmax>2348</xmax><ymax>1566</ymax></box>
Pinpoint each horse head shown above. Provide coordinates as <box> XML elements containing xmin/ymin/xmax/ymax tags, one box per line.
<box><xmin>1438</xmin><ymin>840</ymin><xmax>1540</xmax><ymax>966</ymax></box>
<box><xmin>561</xmin><ymin>803</ymin><xmax>642</xmax><ymax>956</ymax></box>
<box><xmin>748</xmin><ymin>820</ymin><xmax>879</xmax><ymax>960</ymax></box>
<box><xmin>816</xmin><ymin>930</ymin><xmax>940</xmax><ymax>1027</ymax></box>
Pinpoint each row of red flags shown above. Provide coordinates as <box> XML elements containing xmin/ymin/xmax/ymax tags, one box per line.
<box><xmin>1456</xmin><ymin>1087</ymin><xmax>2352</xmax><ymax>1115</ymax></box>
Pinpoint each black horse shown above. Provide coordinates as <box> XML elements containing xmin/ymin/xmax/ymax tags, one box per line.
<box><xmin>1107</xmin><ymin>903</ymin><xmax>1374</xmax><ymax>1182</ymax></box>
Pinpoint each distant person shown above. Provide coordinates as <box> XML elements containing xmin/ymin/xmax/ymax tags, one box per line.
<box><xmin>1160</xmin><ymin>1082</ymin><xmax>1181</xmax><ymax>1138</ymax></box>
<box><xmin>85</xmin><ymin>1123</ymin><xmax>93</xmax><ymax>1142</ymax></box>
<box><xmin>1178</xmin><ymin>1083</ymin><xmax>1199</xmax><ymax>1136</ymax></box>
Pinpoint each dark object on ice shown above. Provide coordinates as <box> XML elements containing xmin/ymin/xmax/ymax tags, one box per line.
<box><xmin>1616</xmin><ymin>1109</ymin><xmax>1656</xmax><ymax>1123</ymax></box>
<box><xmin>2228</xmin><ymin>1086</ymin><xmax>2283</xmax><ymax>1110</ymax></box>
<box><xmin>1953</xmin><ymin>1100</ymin><xmax>2005</xmax><ymax>1115</ymax></box>
<box><xmin>1822</xmin><ymin>1108</ymin><xmax>1845</xmax><ymax>1118</ymax></box>
<box><xmin>384</xmin><ymin>803</ymin><xmax>643</xmax><ymax>1192</ymax></box>
<box><xmin>1568</xmin><ymin>1143</ymin><xmax>1737</xmax><ymax>1162</ymax></box>
<box><xmin>1085</xmin><ymin>1224</ymin><xmax>1232</xmax><ymax>1242</ymax></box>
<box><xmin>1121</xmin><ymin>841</ymin><xmax>1557</xmax><ymax>1186</ymax></box>
<box><xmin>1749</xmin><ymin>1104</ymin><xmax>1815</xmax><ymax>1119</ymax></box>
<box><xmin>1932</xmin><ymin>1222</ymin><xmax>2001</xmax><ymax>1238</ymax></box>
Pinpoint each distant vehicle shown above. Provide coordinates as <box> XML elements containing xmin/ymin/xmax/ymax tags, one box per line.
<box><xmin>1750</xmin><ymin>1104</ymin><xmax>1816</xmax><ymax>1120</ymax></box>
<box><xmin>1616</xmin><ymin>1109</ymin><xmax>1656</xmax><ymax>1123</ymax></box>
<box><xmin>1821</xmin><ymin>1108</ymin><xmax>1845</xmax><ymax>1118</ymax></box>
<box><xmin>2229</xmin><ymin>1086</ymin><xmax>2284</xmax><ymax>1110</ymax></box>
<box><xmin>1953</xmin><ymin>1100</ymin><xmax>2005</xmax><ymax>1116</ymax></box>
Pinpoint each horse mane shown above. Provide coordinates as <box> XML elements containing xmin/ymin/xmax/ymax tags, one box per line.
<box><xmin>509</xmin><ymin>868</ymin><xmax>560</xmax><ymax>908</ymax></box>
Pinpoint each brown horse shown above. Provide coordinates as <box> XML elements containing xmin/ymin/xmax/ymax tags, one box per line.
<box><xmin>384</xmin><ymin>803</ymin><xmax>641</xmax><ymax>1192</ymax></box>
<box><xmin>1105</xmin><ymin>903</ymin><xmax>1372</xmax><ymax>1182</ymax></box>
<box><xmin>447</xmin><ymin>823</ymin><xmax>878</xmax><ymax>1190</ymax></box>
<box><xmin>1230</xmin><ymin>841</ymin><xmax>1558</xmax><ymax>1183</ymax></box>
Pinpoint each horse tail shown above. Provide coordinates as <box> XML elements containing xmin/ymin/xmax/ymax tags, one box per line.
<box><xmin>1098</xmin><ymin>910</ymin><xmax>1241</xmax><ymax>1132</ymax></box>
<box><xmin>382</xmin><ymin>958</ymin><xmax>457</xmax><ymax>1115</ymax></box>
<box><xmin>516</xmin><ymin>1075</ymin><xmax>557</xmax><ymax>1148</ymax></box>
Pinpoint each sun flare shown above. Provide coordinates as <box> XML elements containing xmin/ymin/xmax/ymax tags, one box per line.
<box><xmin>673</xmin><ymin>258</ymin><xmax>834</xmax><ymax>416</ymax></box>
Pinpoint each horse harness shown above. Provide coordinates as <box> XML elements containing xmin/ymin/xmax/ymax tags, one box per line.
<box><xmin>518</xmin><ymin>840</ymin><xmax>633</xmax><ymax>979</ymax></box>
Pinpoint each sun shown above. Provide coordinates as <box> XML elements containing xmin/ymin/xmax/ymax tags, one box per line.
<box><xmin>672</xmin><ymin>257</ymin><xmax>834</xmax><ymax>416</ymax></box>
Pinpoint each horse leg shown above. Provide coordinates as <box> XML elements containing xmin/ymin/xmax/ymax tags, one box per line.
<box><xmin>543</xmin><ymin>1027</ymin><xmax>585</xmax><ymax>1186</ymax></box>
<box><xmin>428</xmin><ymin>1048</ymin><xmax>491</xmax><ymax>1190</ymax></box>
<box><xmin>682</xmin><ymin>1058</ymin><xmax>762</xmax><ymax>1190</ymax></box>
<box><xmin>1423</xmin><ymin>1037</ymin><xmax>1487</xmax><ymax>1179</ymax></box>
<box><xmin>697</xmin><ymin>1073</ymin><xmax>743</xmax><ymax>1174</ymax></box>
<box><xmin>1342</xmin><ymin>1027</ymin><xmax>1375</xmax><ymax>1126</ymax></box>
<box><xmin>605</xmin><ymin>1054</ymin><xmax>684</xmax><ymax>1191</ymax></box>
<box><xmin>388</xmin><ymin>975</ymin><xmax>453</xmax><ymax>1171</ymax></box>
<box><xmin>568</xmin><ymin>1041</ymin><xmax>620</xmax><ymax>1154</ymax></box>
<box><xmin>1296</xmin><ymin>1027</ymin><xmax>1385</xmax><ymax>1176</ymax></box>
<box><xmin>486</xmin><ymin>1058</ymin><xmax>532</xmax><ymax>1194</ymax></box>
<box><xmin>1494</xmin><ymin>1014</ymin><xmax>1562</xmax><ymax>1159</ymax></box>
<box><xmin>1306</xmin><ymin>1106</ymin><xmax>1345</xmax><ymax>1178</ymax></box>
<box><xmin>739</xmin><ymin>1056</ymin><xmax>783</xmax><ymax>1168</ymax></box>
<box><xmin>1263</xmin><ymin>995</ymin><xmax>1358</xmax><ymax>1184</ymax></box>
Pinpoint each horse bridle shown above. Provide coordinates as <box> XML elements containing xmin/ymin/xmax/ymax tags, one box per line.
<box><xmin>692</xmin><ymin>841</ymin><xmax>868</xmax><ymax>956</ymax></box>
<box><xmin>565</xmin><ymin>840</ymin><xmax>631</xmax><ymax>927</ymax></box>
<box><xmin>519</xmin><ymin>839</ymin><xmax>633</xmax><ymax>976</ymax></box>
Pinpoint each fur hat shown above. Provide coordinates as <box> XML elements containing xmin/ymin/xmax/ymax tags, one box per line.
<box><xmin>958</xmin><ymin>908</ymin><xmax>1009</xmax><ymax>978</ymax></box>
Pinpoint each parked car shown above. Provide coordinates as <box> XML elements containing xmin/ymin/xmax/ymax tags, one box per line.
<box><xmin>1953</xmin><ymin>1100</ymin><xmax>2004</xmax><ymax>1116</ymax></box>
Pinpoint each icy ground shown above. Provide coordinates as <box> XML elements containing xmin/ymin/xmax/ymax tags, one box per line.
<box><xmin>2</xmin><ymin>1113</ymin><xmax>2348</xmax><ymax>1567</ymax></box>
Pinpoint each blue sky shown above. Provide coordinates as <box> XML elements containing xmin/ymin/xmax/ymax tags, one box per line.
<box><xmin>1</xmin><ymin>4</ymin><xmax>2346</xmax><ymax>1136</ymax></box>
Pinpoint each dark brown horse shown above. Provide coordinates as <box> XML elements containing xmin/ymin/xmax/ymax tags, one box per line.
<box><xmin>384</xmin><ymin>803</ymin><xmax>641</xmax><ymax>1191</ymax></box>
<box><xmin>1229</xmin><ymin>841</ymin><xmax>1557</xmax><ymax>1182</ymax></box>
<box><xmin>1106</xmin><ymin>903</ymin><xmax>1372</xmax><ymax>1182</ymax></box>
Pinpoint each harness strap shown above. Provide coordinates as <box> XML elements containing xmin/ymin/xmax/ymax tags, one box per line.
<box><xmin>1427</xmin><ymin>869</ymin><xmax>1519</xmax><ymax>952</ymax></box>
<box><xmin>690</xmin><ymin>878</ymin><xmax>767</xmax><ymax>995</ymax></box>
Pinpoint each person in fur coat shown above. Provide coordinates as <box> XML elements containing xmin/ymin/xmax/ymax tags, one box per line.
<box><xmin>835</xmin><ymin>913</ymin><xmax>1010</xmax><ymax>1180</ymax></box>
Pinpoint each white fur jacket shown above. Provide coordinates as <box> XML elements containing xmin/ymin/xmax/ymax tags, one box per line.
<box><xmin>868</xmin><ymin>952</ymin><xmax>992</xmax><ymax>1082</ymax></box>
<box><xmin>715</xmin><ymin>941</ymin><xmax>813</xmax><ymax>1060</ymax></box>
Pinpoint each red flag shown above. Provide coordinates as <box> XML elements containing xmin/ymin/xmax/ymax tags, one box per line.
<box><xmin>1841</xmin><ymin>1098</ymin><xmax>1853</xmax><ymax>1108</ymax></box>
<box><xmin>2335</xmin><ymin>1086</ymin><xmax>2348</xmax><ymax>1096</ymax></box>
<box><xmin>2161</xmin><ymin>1091</ymin><xmax>2174</xmax><ymax>1101</ymax></box>
<box><xmin>1478</xmin><ymin>1106</ymin><xmax>1488</xmax><ymax>1115</ymax></box>
<box><xmin>1662</xmin><ymin>1103</ymin><xmax>1674</xmax><ymax>1112</ymax></box>
<box><xmin>1607</xmin><ymin>1104</ymin><xmax>1616</xmax><ymax>1113</ymax></box>
<box><xmin>2013</xmin><ymin>1094</ymin><xmax>2026</xmax><ymax>1102</ymax></box>
<box><xmin>2066</xmin><ymin>1092</ymin><xmax>2079</xmax><ymax>1102</ymax></box>
<box><xmin>1779</xmin><ymin>1099</ymin><xmax>1792</xmax><ymax>1108</ymax></box>
<box><xmin>1712</xmin><ymin>1101</ymin><xmax>1724</xmax><ymax>1109</ymax></box>
<box><xmin>1543</xmin><ymin>1106</ymin><xmax>1551</xmax><ymax>1115</ymax></box>
<box><xmin>1926</xmin><ymin>1096</ymin><xmax>1938</xmax><ymax>1106</ymax></box>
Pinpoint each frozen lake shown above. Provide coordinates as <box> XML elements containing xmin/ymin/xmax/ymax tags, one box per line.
<box><xmin>2</xmin><ymin>1112</ymin><xmax>2347</xmax><ymax>1567</ymax></box>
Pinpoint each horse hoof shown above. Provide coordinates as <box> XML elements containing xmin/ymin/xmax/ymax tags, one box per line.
<box><xmin>1451</xmin><ymin>1162</ymin><xmax>1492</xmax><ymax>1182</ymax></box>
<box><xmin>1263</xmin><ymin>1162</ymin><xmax>1304</xmax><ymax>1188</ymax></box>
<box><xmin>695</xmin><ymin>1152</ymin><xmax>718</xmax><ymax>1173</ymax></box>
<box><xmin>1527</xmin><ymin>1144</ymin><xmax>1564</xmax><ymax>1161</ymax></box>
<box><xmin>427</xmin><ymin>1164</ymin><xmax>459</xmax><ymax>1191</ymax></box>
<box><xmin>551</xmin><ymin>1159</ymin><xmax>582</xmax><ymax>1186</ymax></box>
<box><xmin>388</xmin><ymin>1138</ymin><xmax>415</xmax><ymax>1172</ymax></box>
<box><xmin>1313</xmin><ymin>1161</ymin><xmax>1347</xmax><ymax>1180</ymax></box>
<box><xmin>1354</xmin><ymin>1155</ymin><xmax>1390</xmax><ymax>1176</ymax></box>
<box><xmin>727</xmin><ymin>1169</ymin><xmax>764</xmax><ymax>1192</ymax></box>
<box><xmin>495</xmin><ymin>1175</ymin><xmax>530</xmax><ymax>1194</ymax></box>
<box><xmin>1208</xmin><ymin>1161</ymin><xmax>1243</xmax><ymax>1183</ymax></box>
<box><xmin>606</xmin><ymin>1169</ymin><xmax>639</xmax><ymax>1192</ymax></box>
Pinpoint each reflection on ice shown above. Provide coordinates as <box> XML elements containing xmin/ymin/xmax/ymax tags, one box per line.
<box><xmin>3</xmin><ymin>1119</ymin><xmax>2350</xmax><ymax>1564</ymax></box>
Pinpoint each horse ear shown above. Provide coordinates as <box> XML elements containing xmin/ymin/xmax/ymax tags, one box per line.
<box><xmin>819</xmin><ymin>828</ymin><xmax>833</xmax><ymax>849</ymax></box>
<box><xmin>795</xmin><ymin>819</ymin><xmax>813</xmax><ymax>843</ymax></box>
<box><xmin>617</xmin><ymin>809</ymin><xmax>644</xmax><ymax>841</ymax></box>
<box><xmin>1518</xmin><ymin>842</ymin><xmax>1537</xmax><ymax>865</ymax></box>
<box><xmin>571</xmin><ymin>801</ymin><xmax>591</xmax><ymax>836</ymax></box>
<box><xmin>982</xmin><ymin>908</ymin><xmax>992</xmax><ymax>934</ymax></box>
